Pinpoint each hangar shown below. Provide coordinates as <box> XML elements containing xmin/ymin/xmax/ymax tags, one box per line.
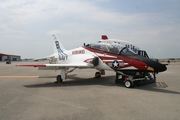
<box><xmin>0</xmin><ymin>53</ymin><xmax>21</xmax><ymax>61</ymax></box>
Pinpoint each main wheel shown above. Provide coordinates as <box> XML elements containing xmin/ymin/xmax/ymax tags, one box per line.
<box><xmin>95</xmin><ymin>72</ymin><xmax>101</xmax><ymax>78</ymax></box>
<box><xmin>124</xmin><ymin>80</ymin><xmax>133</xmax><ymax>88</ymax></box>
<box><xmin>56</xmin><ymin>75</ymin><xmax>63</xmax><ymax>83</ymax></box>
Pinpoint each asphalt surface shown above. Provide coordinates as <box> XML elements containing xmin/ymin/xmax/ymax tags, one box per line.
<box><xmin>0</xmin><ymin>61</ymin><xmax>180</xmax><ymax>120</ymax></box>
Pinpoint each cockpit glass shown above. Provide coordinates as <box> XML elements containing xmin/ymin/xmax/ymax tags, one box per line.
<box><xmin>87</xmin><ymin>43</ymin><xmax>137</xmax><ymax>56</ymax></box>
<box><xmin>89</xmin><ymin>43</ymin><xmax>120</xmax><ymax>54</ymax></box>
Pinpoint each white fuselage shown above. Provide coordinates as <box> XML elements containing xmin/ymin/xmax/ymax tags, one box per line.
<box><xmin>53</xmin><ymin>46</ymin><xmax>112</xmax><ymax>70</ymax></box>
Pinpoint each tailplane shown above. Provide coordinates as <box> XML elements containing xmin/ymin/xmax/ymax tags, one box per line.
<box><xmin>33</xmin><ymin>34</ymin><xmax>67</xmax><ymax>62</ymax></box>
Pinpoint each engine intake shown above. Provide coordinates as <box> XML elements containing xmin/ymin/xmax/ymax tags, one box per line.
<box><xmin>92</xmin><ymin>57</ymin><xmax>99</xmax><ymax>66</ymax></box>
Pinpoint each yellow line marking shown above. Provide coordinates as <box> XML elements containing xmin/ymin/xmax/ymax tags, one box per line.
<box><xmin>0</xmin><ymin>76</ymin><xmax>39</xmax><ymax>78</ymax></box>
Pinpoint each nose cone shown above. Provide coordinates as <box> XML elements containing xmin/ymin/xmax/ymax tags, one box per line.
<box><xmin>145</xmin><ymin>60</ymin><xmax>167</xmax><ymax>72</ymax></box>
<box><xmin>129</xmin><ymin>56</ymin><xmax>167</xmax><ymax>72</ymax></box>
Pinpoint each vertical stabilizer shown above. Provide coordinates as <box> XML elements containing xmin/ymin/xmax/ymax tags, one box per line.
<box><xmin>52</xmin><ymin>34</ymin><xmax>67</xmax><ymax>53</ymax></box>
<box><xmin>52</xmin><ymin>34</ymin><xmax>68</xmax><ymax>60</ymax></box>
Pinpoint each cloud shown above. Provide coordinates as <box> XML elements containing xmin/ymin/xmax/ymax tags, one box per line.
<box><xmin>0</xmin><ymin>0</ymin><xmax>150</xmax><ymax>27</ymax></box>
<box><xmin>0</xmin><ymin>0</ymin><xmax>179</xmax><ymax>58</ymax></box>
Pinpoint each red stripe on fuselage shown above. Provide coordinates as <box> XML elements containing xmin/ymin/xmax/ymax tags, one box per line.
<box><xmin>83</xmin><ymin>46</ymin><xmax>148</xmax><ymax>71</ymax></box>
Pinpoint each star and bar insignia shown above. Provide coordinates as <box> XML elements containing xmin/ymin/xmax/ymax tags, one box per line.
<box><xmin>112</xmin><ymin>60</ymin><xmax>119</xmax><ymax>69</ymax></box>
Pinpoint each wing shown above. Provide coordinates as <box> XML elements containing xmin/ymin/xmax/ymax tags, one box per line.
<box><xmin>16</xmin><ymin>63</ymin><xmax>94</xmax><ymax>70</ymax></box>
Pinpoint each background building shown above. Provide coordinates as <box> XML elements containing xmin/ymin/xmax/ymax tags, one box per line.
<box><xmin>0</xmin><ymin>53</ymin><xmax>21</xmax><ymax>61</ymax></box>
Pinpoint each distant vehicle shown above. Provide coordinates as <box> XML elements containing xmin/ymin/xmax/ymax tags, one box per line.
<box><xmin>34</xmin><ymin>60</ymin><xmax>39</xmax><ymax>62</ymax></box>
<box><xmin>6</xmin><ymin>59</ymin><xmax>11</xmax><ymax>64</ymax></box>
<box><xmin>16</xmin><ymin>34</ymin><xmax>167</xmax><ymax>88</ymax></box>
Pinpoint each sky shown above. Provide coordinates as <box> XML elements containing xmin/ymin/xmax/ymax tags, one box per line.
<box><xmin>0</xmin><ymin>0</ymin><xmax>180</xmax><ymax>59</ymax></box>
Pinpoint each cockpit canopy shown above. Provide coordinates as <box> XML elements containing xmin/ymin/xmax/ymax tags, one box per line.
<box><xmin>86</xmin><ymin>42</ymin><xmax>137</xmax><ymax>56</ymax></box>
<box><xmin>89</xmin><ymin>43</ymin><xmax>119</xmax><ymax>54</ymax></box>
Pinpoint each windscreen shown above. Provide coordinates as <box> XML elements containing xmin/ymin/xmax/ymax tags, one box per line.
<box><xmin>119</xmin><ymin>47</ymin><xmax>137</xmax><ymax>56</ymax></box>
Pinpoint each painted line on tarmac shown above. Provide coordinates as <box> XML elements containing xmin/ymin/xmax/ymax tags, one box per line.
<box><xmin>0</xmin><ymin>76</ymin><xmax>39</xmax><ymax>78</ymax></box>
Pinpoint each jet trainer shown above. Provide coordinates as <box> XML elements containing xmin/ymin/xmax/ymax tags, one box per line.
<box><xmin>17</xmin><ymin>35</ymin><xmax>167</xmax><ymax>88</ymax></box>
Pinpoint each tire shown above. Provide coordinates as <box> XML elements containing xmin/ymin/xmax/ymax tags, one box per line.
<box><xmin>95</xmin><ymin>72</ymin><xmax>101</xmax><ymax>78</ymax></box>
<box><xmin>56</xmin><ymin>75</ymin><xmax>62</xmax><ymax>83</ymax></box>
<box><xmin>124</xmin><ymin>80</ymin><xmax>132</xmax><ymax>88</ymax></box>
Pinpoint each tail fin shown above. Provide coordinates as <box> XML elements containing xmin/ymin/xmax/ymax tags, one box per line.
<box><xmin>52</xmin><ymin>34</ymin><xmax>67</xmax><ymax>54</ymax></box>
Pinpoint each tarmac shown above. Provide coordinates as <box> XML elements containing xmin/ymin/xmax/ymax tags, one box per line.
<box><xmin>0</xmin><ymin>61</ymin><xmax>180</xmax><ymax>120</ymax></box>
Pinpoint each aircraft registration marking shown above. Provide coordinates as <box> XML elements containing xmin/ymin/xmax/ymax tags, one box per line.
<box><xmin>0</xmin><ymin>76</ymin><xmax>39</xmax><ymax>78</ymax></box>
<box><xmin>72</xmin><ymin>50</ymin><xmax>85</xmax><ymax>54</ymax></box>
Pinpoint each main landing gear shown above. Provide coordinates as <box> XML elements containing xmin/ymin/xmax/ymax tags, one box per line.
<box><xmin>94</xmin><ymin>70</ymin><xmax>105</xmax><ymax>78</ymax></box>
<box><xmin>56</xmin><ymin>75</ymin><xmax>63</xmax><ymax>83</ymax></box>
<box><xmin>55</xmin><ymin>69</ymin><xmax>105</xmax><ymax>83</ymax></box>
<box><xmin>115</xmin><ymin>72</ymin><xmax>156</xmax><ymax>88</ymax></box>
<box><xmin>95</xmin><ymin>72</ymin><xmax>101</xmax><ymax>78</ymax></box>
<box><xmin>55</xmin><ymin>68</ymin><xmax>77</xmax><ymax>83</ymax></box>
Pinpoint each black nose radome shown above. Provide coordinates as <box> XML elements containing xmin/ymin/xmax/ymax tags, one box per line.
<box><xmin>151</xmin><ymin>62</ymin><xmax>167</xmax><ymax>72</ymax></box>
<box><xmin>128</xmin><ymin>55</ymin><xmax>167</xmax><ymax>72</ymax></box>
<box><xmin>143</xmin><ymin>59</ymin><xmax>167</xmax><ymax>72</ymax></box>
